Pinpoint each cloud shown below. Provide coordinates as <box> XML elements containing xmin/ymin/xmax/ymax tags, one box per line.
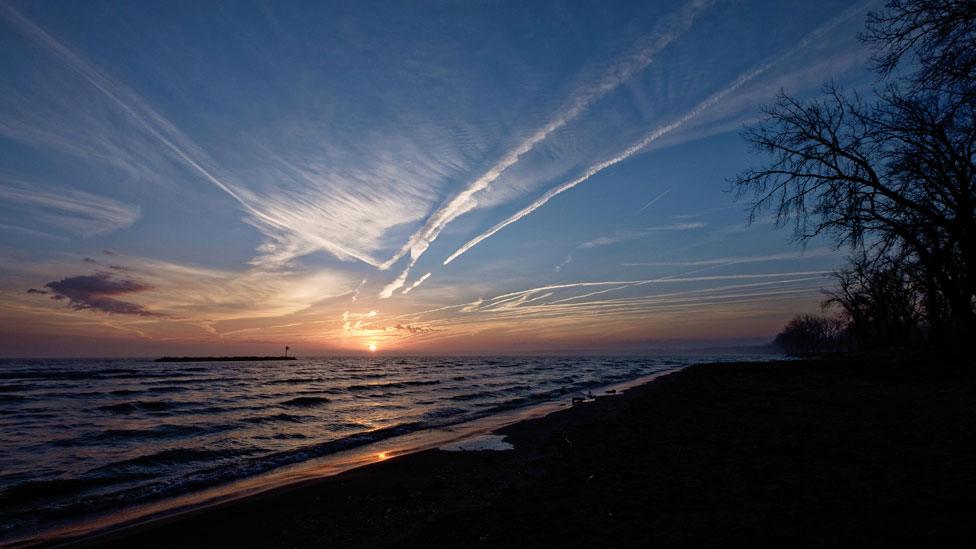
<box><xmin>0</xmin><ymin>181</ymin><xmax>139</xmax><ymax>236</ymax></box>
<box><xmin>351</xmin><ymin>279</ymin><xmax>367</xmax><ymax>302</ymax></box>
<box><xmin>635</xmin><ymin>190</ymin><xmax>671</xmax><ymax>214</ymax></box>
<box><xmin>41</xmin><ymin>271</ymin><xmax>163</xmax><ymax>316</ymax></box>
<box><xmin>557</xmin><ymin>189</ymin><xmax>673</xmax><ymax>270</ymax></box>
<box><xmin>485</xmin><ymin>271</ymin><xmax>831</xmax><ymax>305</ymax></box>
<box><xmin>108</xmin><ymin>256</ymin><xmax>355</xmax><ymax>321</ymax></box>
<box><xmin>391</xmin><ymin>323</ymin><xmax>433</xmax><ymax>335</ymax></box>
<box><xmin>642</xmin><ymin>222</ymin><xmax>707</xmax><ymax>231</ymax></box>
<box><xmin>378</xmin><ymin>268</ymin><xmax>410</xmax><ymax>299</ymax></box>
<box><xmin>0</xmin><ymin>2</ymin><xmax>391</xmax><ymax>269</ymax></box>
<box><xmin>26</xmin><ymin>288</ymin><xmax>47</xmax><ymax>295</ymax></box>
<box><xmin>575</xmin><ymin>223</ymin><xmax>704</xmax><ymax>250</ymax></box>
<box><xmin>375</xmin><ymin>0</ymin><xmax>714</xmax><ymax>288</ymax></box>
<box><xmin>402</xmin><ymin>272</ymin><xmax>432</xmax><ymax>295</ymax></box>
<box><xmin>441</xmin><ymin>3</ymin><xmax>868</xmax><ymax>266</ymax></box>
<box><xmin>623</xmin><ymin>248</ymin><xmax>837</xmax><ymax>267</ymax></box>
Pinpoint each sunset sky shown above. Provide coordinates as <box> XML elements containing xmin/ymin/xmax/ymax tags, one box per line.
<box><xmin>0</xmin><ymin>0</ymin><xmax>876</xmax><ymax>356</ymax></box>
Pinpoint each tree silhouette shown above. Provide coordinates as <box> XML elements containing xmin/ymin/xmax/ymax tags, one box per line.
<box><xmin>735</xmin><ymin>0</ymin><xmax>976</xmax><ymax>346</ymax></box>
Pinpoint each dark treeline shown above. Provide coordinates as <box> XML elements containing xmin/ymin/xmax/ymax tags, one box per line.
<box><xmin>736</xmin><ymin>0</ymin><xmax>976</xmax><ymax>356</ymax></box>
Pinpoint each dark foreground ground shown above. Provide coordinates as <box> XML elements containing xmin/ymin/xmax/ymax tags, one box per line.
<box><xmin>81</xmin><ymin>354</ymin><xmax>975</xmax><ymax>547</ymax></box>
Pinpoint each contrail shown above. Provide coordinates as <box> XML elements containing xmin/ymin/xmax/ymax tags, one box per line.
<box><xmin>375</xmin><ymin>0</ymin><xmax>715</xmax><ymax>295</ymax></box>
<box><xmin>635</xmin><ymin>189</ymin><xmax>671</xmax><ymax>215</ymax></box>
<box><xmin>442</xmin><ymin>2</ymin><xmax>869</xmax><ymax>266</ymax></box>
<box><xmin>401</xmin><ymin>272</ymin><xmax>432</xmax><ymax>295</ymax></box>
<box><xmin>487</xmin><ymin>270</ymin><xmax>831</xmax><ymax>302</ymax></box>
<box><xmin>0</xmin><ymin>1</ymin><xmax>381</xmax><ymax>267</ymax></box>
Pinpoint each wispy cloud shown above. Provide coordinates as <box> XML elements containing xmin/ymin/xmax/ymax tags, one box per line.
<box><xmin>623</xmin><ymin>247</ymin><xmax>837</xmax><ymax>267</ymax></box>
<box><xmin>390</xmin><ymin>273</ymin><xmax>831</xmax><ymax>349</ymax></box>
<box><xmin>0</xmin><ymin>1</ymin><xmax>395</xmax><ymax>269</ymax></box>
<box><xmin>402</xmin><ymin>272</ymin><xmax>432</xmax><ymax>295</ymax></box>
<box><xmin>485</xmin><ymin>271</ymin><xmax>830</xmax><ymax>304</ymax></box>
<box><xmin>442</xmin><ymin>3</ymin><xmax>868</xmax><ymax>266</ymax></box>
<box><xmin>557</xmin><ymin>189</ymin><xmax>672</xmax><ymax>271</ymax></box>
<box><xmin>635</xmin><ymin>189</ymin><xmax>671</xmax><ymax>215</ymax></box>
<box><xmin>0</xmin><ymin>180</ymin><xmax>139</xmax><ymax>236</ymax></box>
<box><xmin>375</xmin><ymin>0</ymin><xmax>715</xmax><ymax>294</ymax></box>
<box><xmin>578</xmin><ymin>222</ymin><xmax>706</xmax><ymax>249</ymax></box>
<box><xmin>643</xmin><ymin>222</ymin><xmax>708</xmax><ymax>231</ymax></box>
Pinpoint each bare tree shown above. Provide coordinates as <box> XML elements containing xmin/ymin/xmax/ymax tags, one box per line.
<box><xmin>772</xmin><ymin>314</ymin><xmax>849</xmax><ymax>356</ymax></box>
<box><xmin>733</xmin><ymin>0</ymin><xmax>976</xmax><ymax>343</ymax></box>
<box><xmin>823</xmin><ymin>253</ymin><xmax>925</xmax><ymax>350</ymax></box>
<box><xmin>863</xmin><ymin>0</ymin><xmax>976</xmax><ymax>100</ymax></box>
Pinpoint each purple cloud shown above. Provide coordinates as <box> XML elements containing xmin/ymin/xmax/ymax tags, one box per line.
<box><xmin>41</xmin><ymin>272</ymin><xmax>163</xmax><ymax>317</ymax></box>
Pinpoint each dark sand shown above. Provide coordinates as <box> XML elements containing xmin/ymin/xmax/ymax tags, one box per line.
<box><xmin>77</xmin><ymin>354</ymin><xmax>975</xmax><ymax>547</ymax></box>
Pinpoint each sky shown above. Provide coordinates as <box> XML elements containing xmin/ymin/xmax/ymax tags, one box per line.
<box><xmin>0</xmin><ymin>0</ymin><xmax>879</xmax><ymax>357</ymax></box>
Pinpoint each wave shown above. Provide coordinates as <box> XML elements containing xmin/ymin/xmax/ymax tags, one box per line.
<box><xmin>242</xmin><ymin>412</ymin><xmax>307</xmax><ymax>424</ymax></box>
<box><xmin>146</xmin><ymin>386</ymin><xmax>186</xmax><ymax>394</ymax></box>
<box><xmin>0</xmin><ymin>471</ymin><xmax>149</xmax><ymax>504</ymax></box>
<box><xmin>421</xmin><ymin>406</ymin><xmax>470</xmax><ymax>420</ymax></box>
<box><xmin>345</xmin><ymin>380</ymin><xmax>440</xmax><ymax>392</ymax></box>
<box><xmin>93</xmin><ymin>447</ymin><xmax>247</xmax><ymax>471</ymax></box>
<box><xmin>51</xmin><ymin>423</ymin><xmax>230</xmax><ymax>446</ymax></box>
<box><xmin>278</xmin><ymin>396</ymin><xmax>330</xmax><ymax>408</ymax></box>
<box><xmin>266</xmin><ymin>377</ymin><xmax>326</xmax><ymax>385</ymax></box>
<box><xmin>0</xmin><ymin>355</ymin><xmax>691</xmax><ymax>541</ymax></box>
<box><xmin>449</xmin><ymin>390</ymin><xmax>496</xmax><ymax>401</ymax></box>
<box><xmin>9</xmin><ymin>422</ymin><xmax>427</xmax><ymax>527</ymax></box>
<box><xmin>97</xmin><ymin>401</ymin><xmax>179</xmax><ymax>414</ymax></box>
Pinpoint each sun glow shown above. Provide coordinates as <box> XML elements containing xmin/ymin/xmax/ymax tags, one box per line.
<box><xmin>368</xmin><ymin>343</ymin><xmax>377</xmax><ymax>352</ymax></box>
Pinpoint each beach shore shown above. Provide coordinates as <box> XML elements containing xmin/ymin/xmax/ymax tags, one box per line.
<box><xmin>68</xmin><ymin>354</ymin><xmax>975</xmax><ymax>547</ymax></box>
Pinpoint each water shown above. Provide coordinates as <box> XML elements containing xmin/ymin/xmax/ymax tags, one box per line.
<box><xmin>0</xmin><ymin>354</ymin><xmax>773</xmax><ymax>541</ymax></box>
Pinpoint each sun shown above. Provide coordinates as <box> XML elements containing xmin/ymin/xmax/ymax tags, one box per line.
<box><xmin>368</xmin><ymin>343</ymin><xmax>377</xmax><ymax>353</ymax></box>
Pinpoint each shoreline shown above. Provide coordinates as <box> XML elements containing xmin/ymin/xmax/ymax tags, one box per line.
<box><xmin>6</xmin><ymin>366</ymin><xmax>686</xmax><ymax>547</ymax></box>
<box><xmin>14</xmin><ymin>353</ymin><xmax>976</xmax><ymax>546</ymax></box>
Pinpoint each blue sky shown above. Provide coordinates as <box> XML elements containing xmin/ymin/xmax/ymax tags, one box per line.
<box><xmin>0</xmin><ymin>0</ymin><xmax>877</xmax><ymax>356</ymax></box>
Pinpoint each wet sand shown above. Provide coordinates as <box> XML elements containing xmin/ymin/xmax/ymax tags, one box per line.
<box><xmin>71</xmin><ymin>354</ymin><xmax>976</xmax><ymax>547</ymax></box>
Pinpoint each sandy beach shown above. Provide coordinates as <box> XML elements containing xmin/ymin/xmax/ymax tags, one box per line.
<box><xmin>57</xmin><ymin>353</ymin><xmax>976</xmax><ymax>547</ymax></box>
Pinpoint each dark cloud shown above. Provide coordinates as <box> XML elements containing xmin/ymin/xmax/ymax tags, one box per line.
<box><xmin>83</xmin><ymin>257</ymin><xmax>98</xmax><ymax>263</ymax></box>
<box><xmin>26</xmin><ymin>288</ymin><xmax>48</xmax><ymax>295</ymax></box>
<box><xmin>108</xmin><ymin>264</ymin><xmax>129</xmax><ymax>272</ymax></box>
<box><xmin>41</xmin><ymin>272</ymin><xmax>164</xmax><ymax>317</ymax></box>
<box><xmin>102</xmin><ymin>249</ymin><xmax>115</xmax><ymax>255</ymax></box>
<box><xmin>394</xmin><ymin>323</ymin><xmax>433</xmax><ymax>335</ymax></box>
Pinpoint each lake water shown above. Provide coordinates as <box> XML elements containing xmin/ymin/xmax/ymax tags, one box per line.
<box><xmin>0</xmin><ymin>354</ymin><xmax>777</xmax><ymax>541</ymax></box>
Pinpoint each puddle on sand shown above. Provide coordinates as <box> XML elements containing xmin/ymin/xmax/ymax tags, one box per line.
<box><xmin>439</xmin><ymin>434</ymin><xmax>514</xmax><ymax>452</ymax></box>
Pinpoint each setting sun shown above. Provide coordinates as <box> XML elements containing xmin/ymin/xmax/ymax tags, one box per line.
<box><xmin>368</xmin><ymin>343</ymin><xmax>377</xmax><ymax>353</ymax></box>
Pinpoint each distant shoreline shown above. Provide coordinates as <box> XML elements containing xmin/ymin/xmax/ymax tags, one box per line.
<box><xmin>153</xmin><ymin>356</ymin><xmax>297</xmax><ymax>362</ymax></box>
